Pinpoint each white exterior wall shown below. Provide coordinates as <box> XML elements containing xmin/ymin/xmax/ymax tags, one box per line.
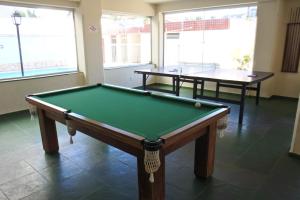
<box><xmin>104</xmin><ymin>64</ymin><xmax>155</xmax><ymax>88</ymax></box>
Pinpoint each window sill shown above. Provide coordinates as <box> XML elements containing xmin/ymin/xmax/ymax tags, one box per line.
<box><xmin>104</xmin><ymin>63</ymin><xmax>153</xmax><ymax>70</ymax></box>
<box><xmin>0</xmin><ymin>71</ymin><xmax>81</xmax><ymax>83</ymax></box>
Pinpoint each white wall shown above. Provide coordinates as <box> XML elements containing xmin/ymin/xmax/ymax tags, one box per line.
<box><xmin>104</xmin><ymin>64</ymin><xmax>155</xmax><ymax>88</ymax></box>
<box><xmin>252</xmin><ymin>0</ymin><xmax>279</xmax><ymax>97</ymax></box>
<box><xmin>287</xmin><ymin>0</ymin><xmax>300</xmax><ymax>155</ymax></box>
<box><xmin>272</xmin><ymin>0</ymin><xmax>300</xmax><ymax>98</ymax></box>
<box><xmin>78</xmin><ymin>0</ymin><xmax>104</xmax><ymax>84</ymax></box>
<box><xmin>101</xmin><ymin>0</ymin><xmax>155</xmax><ymax>16</ymax></box>
<box><xmin>0</xmin><ymin>73</ymin><xmax>85</xmax><ymax>115</ymax></box>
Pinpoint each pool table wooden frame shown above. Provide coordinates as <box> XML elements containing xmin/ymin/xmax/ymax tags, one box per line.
<box><xmin>25</xmin><ymin>84</ymin><xmax>229</xmax><ymax>200</ymax></box>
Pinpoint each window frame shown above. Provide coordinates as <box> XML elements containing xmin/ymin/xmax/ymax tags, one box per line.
<box><xmin>0</xmin><ymin>2</ymin><xmax>79</xmax><ymax>82</ymax></box>
<box><xmin>101</xmin><ymin>10</ymin><xmax>153</xmax><ymax>69</ymax></box>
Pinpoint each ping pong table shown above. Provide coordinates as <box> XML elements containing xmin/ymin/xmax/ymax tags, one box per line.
<box><xmin>135</xmin><ymin>66</ymin><xmax>274</xmax><ymax>124</ymax></box>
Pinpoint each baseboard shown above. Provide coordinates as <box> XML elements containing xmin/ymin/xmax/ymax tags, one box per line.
<box><xmin>271</xmin><ymin>95</ymin><xmax>298</xmax><ymax>101</ymax></box>
<box><xmin>0</xmin><ymin>109</ymin><xmax>28</xmax><ymax>117</ymax></box>
<box><xmin>288</xmin><ymin>152</ymin><xmax>300</xmax><ymax>159</ymax></box>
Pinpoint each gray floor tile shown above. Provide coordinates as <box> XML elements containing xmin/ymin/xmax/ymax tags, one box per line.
<box><xmin>0</xmin><ymin>173</ymin><xmax>48</xmax><ymax>200</ymax></box>
<box><xmin>166</xmin><ymin>184</ymin><xmax>200</xmax><ymax>200</ymax></box>
<box><xmin>80</xmin><ymin>185</ymin><xmax>133</xmax><ymax>200</ymax></box>
<box><xmin>166</xmin><ymin>165</ymin><xmax>208</xmax><ymax>196</ymax></box>
<box><xmin>50</xmin><ymin>171</ymin><xmax>103</xmax><ymax>200</ymax></box>
<box><xmin>195</xmin><ymin>182</ymin><xmax>255</xmax><ymax>200</ymax></box>
<box><xmin>24</xmin><ymin>153</ymin><xmax>68</xmax><ymax>171</ymax></box>
<box><xmin>39</xmin><ymin>159</ymin><xmax>83</xmax><ymax>182</ymax></box>
<box><xmin>21</xmin><ymin>172</ymin><xmax>102</xmax><ymax>200</ymax></box>
<box><xmin>0</xmin><ymin>160</ymin><xmax>36</xmax><ymax>185</ymax></box>
<box><xmin>236</xmin><ymin>123</ymin><xmax>292</xmax><ymax>173</ymax></box>
<box><xmin>0</xmin><ymin>191</ymin><xmax>8</xmax><ymax>200</ymax></box>
<box><xmin>20</xmin><ymin>189</ymin><xmax>58</xmax><ymax>200</ymax></box>
<box><xmin>213</xmin><ymin>162</ymin><xmax>266</xmax><ymax>190</ymax></box>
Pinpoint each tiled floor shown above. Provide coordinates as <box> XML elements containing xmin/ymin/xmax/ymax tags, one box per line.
<box><xmin>0</xmin><ymin>85</ymin><xmax>299</xmax><ymax>200</ymax></box>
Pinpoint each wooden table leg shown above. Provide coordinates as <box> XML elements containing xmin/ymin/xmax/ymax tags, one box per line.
<box><xmin>137</xmin><ymin>151</ymin><xmax>165</xmax><ymax>200</ymax></box>
<box><xmin>37</xmin><ymin>109</ymin><xmax>59</xmax><ymax>153</ymax></box>
<box><xmin>194</xmin><ymin>123</ymin><xmax>217</xmax><ymax>177</ymax></box>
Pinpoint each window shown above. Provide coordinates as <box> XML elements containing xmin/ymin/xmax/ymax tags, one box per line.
<box><xmin>0</xmin><ymin>4</ymin><xmax>77</xmax><ymax>80</ymax></box>
<box><xmin>101</xmin><ymin>13</ymin><xmax>151</xmax><ymax>68</ymax></box>
<box><xmin>163</xmin><ymin>5</ymin><xmax>257</xmax><ymax>70</ymax></box>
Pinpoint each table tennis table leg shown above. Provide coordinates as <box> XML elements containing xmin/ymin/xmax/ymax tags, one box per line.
<box><xmin>176</xmin><ymin>77</ymin><xmax>180</xmax><ymax>96</ymax></box>
<box><xmin>142</xmin><ymin>74</ymin><xmax>147</xmax><ymax>91</ymax></box>
<box><xmin>216</xmin><ymin>81</ymin><xmax>220</xmax><ymax>98</ymax></box>
<box><xmin>193</xmin><ymin>79</ymin><xmax>197</xmax><ymax>99</ymax></box>
<box><xmin>200</xmin><ymin>80</ymin><xmax>205</xmax><ymax>97</ymax></box>
<box><xmin>239</xmin><ymin>84</ymin><xmax>247</xmax><ymax>124</ymax></box>
<box><xmin>172</xmin><ymin>77</ymin><xmax>176</xmax><ymax>92</ymax></box>
<box><xmin>256</xmin><ymin>82</ymin><xmax>261</xmax><ymax>105</ymax></box>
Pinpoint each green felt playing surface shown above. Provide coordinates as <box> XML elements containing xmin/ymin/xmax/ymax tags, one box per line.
<box><xmin>36</xmin><ymin>85</ymin><xmax>221</xmax><ymax>140</ymax></box>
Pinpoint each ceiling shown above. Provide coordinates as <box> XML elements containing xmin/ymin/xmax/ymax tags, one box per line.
<box><xmin>69</xmin><ymin>0</ymin><xmax>185</xmax><ymax>4</ymax></box>
<box><xmin>144</xmin><ymin>0</ymin><xmax>185</xmax><ymax>3</ymax></box>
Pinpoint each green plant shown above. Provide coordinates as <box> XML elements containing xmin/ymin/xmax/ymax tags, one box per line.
<box><xmin>236</xmin><ymin>55</ymin><xmax>251</xmax><ymax>70</ymax></box>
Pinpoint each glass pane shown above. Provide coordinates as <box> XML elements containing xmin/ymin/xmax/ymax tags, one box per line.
<box><xmin>0</xmin><ymin>5</ymin><xmax>77</xmax><ymax>79</ymax></box>
<box><xmin>0</xmin><ymin>5</ymin><xmax>22</xmax><ymax>79</ymax></box>
<box><xmin>101</xmin><ymin>14</ymin><xmax>151</xmax><ymax>68</ymax></box>
<box><xmin>164</xmin><ymin>6</ymin><xmax>257</xmax><ymax>71</ymax></box>
<box><xmin>164</xmin><ymin>11</ymin><xmax>205</xmax><ymax>66</ymax></box>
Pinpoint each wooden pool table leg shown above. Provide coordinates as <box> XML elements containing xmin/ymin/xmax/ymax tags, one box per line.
<box><xmin>194</xmin><ymin>122</ymin><xmax>217</xmax><ymax>177</ymax></box>
<box><xmin>137</xmin><ymin>151</ymin><xmax>165</xmax><ymax>200</ymax></box>
<box><xmin>37</xmin><ymin>109</ymin><xmax>59</xmax><ymax>153</ymax></box>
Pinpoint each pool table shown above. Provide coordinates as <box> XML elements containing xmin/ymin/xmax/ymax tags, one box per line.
<box><xmin>25</xmin><ymin>84</ymin><xmax>229</xmax><ymax>200</ymax></box>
